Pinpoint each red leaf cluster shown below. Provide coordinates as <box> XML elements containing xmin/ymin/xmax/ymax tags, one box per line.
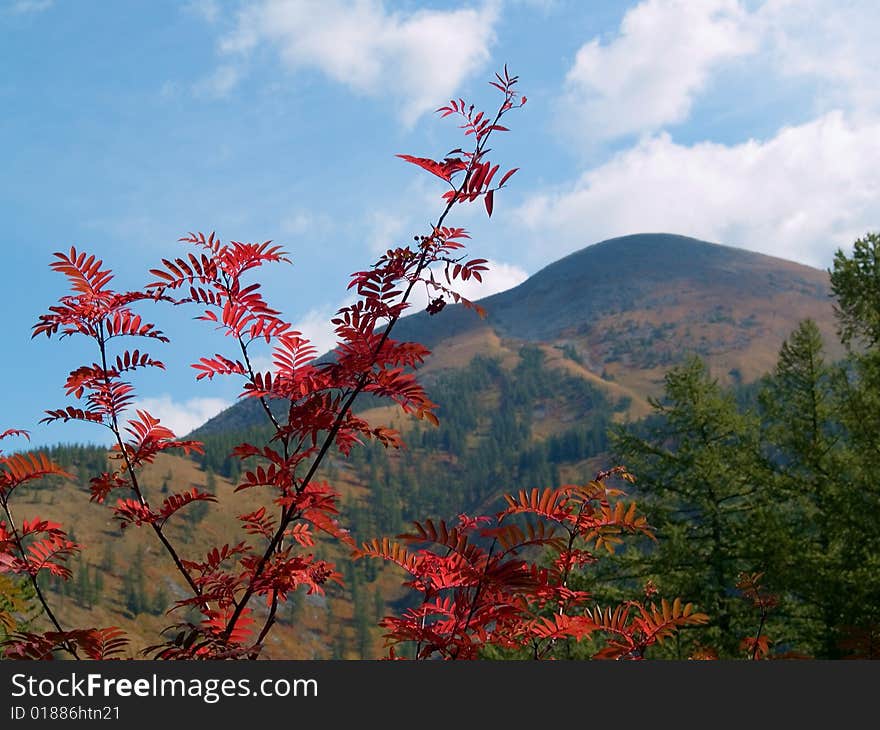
<box><xmin>357</xmin><ymin>471</ymin><xmax>707</xmax><ymax>660</ymax></box>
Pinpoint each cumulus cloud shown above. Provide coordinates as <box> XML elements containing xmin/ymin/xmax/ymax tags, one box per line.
<box><xmin>133</xmin><ymin>396</ymin><xmax>231</xmax><ymax>437</ymax></box>
<box><xmin>560</xmin><ymin>0</ymin><xmax>757</xmax><ymax>141</ymax></box>
<box><xmin>517</xmin><ymin>112</ymin><xmax>880</xmax><ymax>268</ymax></box>
<box><xmin>558</xmin><ymin>0</ymin><xmax>880</xmax><ymax>144</ymax></box>
<box><xmin>756</xmin><ymin>0</ymin><xmax>880</xmax><ymax>116</ymax></box>
<box><xmin>216</xmin><ymin>0</ymin><xmax>498</xmax><ymax>124</ymax></box>
<box><xmin>417</xmin><ymin>258</ymin><xmax>528</xmax><ymax>308</ymax></box>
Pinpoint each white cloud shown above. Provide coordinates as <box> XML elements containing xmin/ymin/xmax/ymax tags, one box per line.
<box><xmin>418</xmin><ymin>258</ymin><xmax>528</xmax><ymax>308</ymax></box>
<box><xmin>558</xmin><ymin>0</ymin><xmax>880</xmax><ymax>144</ymax></box>
<box><xmin>247</xmin><ymin>353</ymin><xmax>274</xmax><ymax>373</ymax></box>
<box><xmin>756</xmin><ymin>0</ymin><xmax>880</xmax><ymax>116</ymax></box>
<box><xmin>481</xmin><ymin>260</ymin><xmax>529</xmax><ymax>298</ymax></box>
<box><xmin>216</xmin><ymin>0</ymin><xmax>498</xmax><ymax>124</ymax></box>
<box><xmin>560</xmin><ymin>0</ymin><xmax>757</xmax><ymax>141</ymax></box>
<box><xmin>517</xmin><ymin>111</ymin><xmax>880</xmax><ymax>268</ymax></box>
<box><xmin>292</xmin><ymin>305</ymin><xmax>343</xmax><ymax>358</ymax></box>
<box><xmin>133</xmin><ymin>396</ymin><xmax>231</xmax><ymax>437</ymax></box>
<box><xmin>528</xmin><ymin>0</ymin><xmax>880</xmax><ymax>270</ymax></box>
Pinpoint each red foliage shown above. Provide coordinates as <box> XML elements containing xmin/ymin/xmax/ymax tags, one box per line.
<box><xmin>4</xmin><ymin>627</ymin><xmax>129</xmax><ymax>660</ymax></box>
<box><xmin>736</xmin><ymin>571</ymin><xmax>779</xmax><ymax>660</ymax></box>
<box><xmin>0</xmin><ymin>430</ymin><xmax>122</xmax><ymax>659</ymax></box>
<box><xmin>357</xmin><ymin>472</ymin><xmax>707</xmax><ymax>660</ymax></box>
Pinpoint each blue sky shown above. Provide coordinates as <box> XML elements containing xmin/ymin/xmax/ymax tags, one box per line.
<box><xmin>3</xmin><ymin>0</ymin><xmax>879</xmax><ymax>448</ymax></box>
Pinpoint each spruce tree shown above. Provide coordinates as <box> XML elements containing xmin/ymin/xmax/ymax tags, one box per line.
<box><xmin>611</xmin><ymin>356</ymin><xmax>764</xmax><ymax>657</ymax></box>
<box><xmin>758</xmin><ymin>319</ymin><xmax>849</xmax><ymax>656</ymax></box>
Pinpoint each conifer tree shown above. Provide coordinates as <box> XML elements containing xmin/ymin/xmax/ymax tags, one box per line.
<box><xmin>757</xmin><ymin>319</ymin><xmax>849</xmax><ymax>656</ymax></box>
<box><xmin>611</xmin><ymin>357</ymin><xmax>764</xmax><ymax>656</ymax></box>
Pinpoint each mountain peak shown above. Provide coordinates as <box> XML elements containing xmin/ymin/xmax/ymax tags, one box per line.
<box><xmin>194</xmin><ymin>233</ymin><xmax>837</xmax><ymax>436</ymax></box>
<box><xmin>393</xmin><ymin>233</ymin><xmax>829</xmax><ymax>345</ymax></box>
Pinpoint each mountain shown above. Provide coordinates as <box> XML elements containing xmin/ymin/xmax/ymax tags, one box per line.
<box><xmin>195</xmin><ymin>233</ymin><xmax>839</xmax><ymax>436</ymax></box>
<box><xmin>189</xmin><ymin>231</ymin><xmax>842</xmax><ymax>548</ymax></box>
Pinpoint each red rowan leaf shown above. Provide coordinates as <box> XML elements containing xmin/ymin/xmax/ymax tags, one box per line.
<box><xmin>483</xmin><ymin>163</ymin><xmax>500</xmax><ymax>188</ymax></box>
<box><xmin>118</xmin><ymin>410</ymin><xmax>203</xmax><ymax>468</ymax></box>
<box><xmin>115</xmin><ymin>349</ymin><xmax>164</xmax><ymax>374</ymax></box>
<box><xmin>105</xmin><ymin>310</ymin><xmax>168</xmax><ymax>342</ymax></box>
<box><xmin>287</xmin><ymin>522</ymin><xmax>314</xmax><ymax>547</ymax></box>
<box><xmin>498</xmin><ymin>167</ymin><xmax>518</xmax><ymax>187</ymax></box>
<box><xmin>238</xmin><ymin>507</ymin><xmax>276</xmax><ymax>539</ymax></box>
<box><xmin>192</xmin><ymin>354</ymin><xmax>247</xmax><ymax>380</ymax></box>
<box><xmin>3</xmin><ymin>628</ymin><xmax>126</xmax><ymax>660</ymax></box>
<box><xmin>396</xmin><ymin>154</ymin><xmax>464</xmax><ymax>182</ymax></box>
<box><xmin>0</xmin><ymin>429</ymin><xmax>29</xmax><ymax>442</ymax></box>
<box><xmin>40</xmin><ymin>406</ymin><xmax>104</xmax><ymax>425</ymax></box>
<box><xmin>203</xmin><ymin>607</ymin><xmax>254</xmax><ymax>646</ymax></box>
<box><xmin>50</xmin><ymin>248</ymin><xmax>114</xmax><ymax>295</ymax></box>
<box><xmin>182</xmin><ymin>542</ymin><xmax>250</xmax><ymax>575</ymax></box>
<box><xmin>689</xmin><ymin>645</ymin><xmax>720</xmax><ymax>660</ymax></box>
<box><xmin>79</xmin><ymin>626</ymin><xmax>130</xmax><ymax>660</ymax></box>
<box><xmin>157</xmin><ymin>488</ymin><xmax>217</xmax><ymax>527</ymax></box>
<box><xmin>21</xmin><ymin>532</ymin><xmax>80</xmax><ymax>579</ymax></box>
<box><xmin>741</xmin><ymin>634</ymin><xmax>771</xmax><ymax>660</ymax></box>
<box><xmin>528</xmin><ymin>614</ymin><xmax>596</xmax><ymax>641</ymax></box>
<box><xmin>113</xmin><ymin>497</ymin><xmax>156</xmax><ymax>528</ymax></box>
<box><xmin>482</xmin><ymin>521</ymin><xmax>565</xmax><ymax>554</ymax></box>
<box><xmin>354</xmin><ymin>537</ymin><xmax>419</xmax><ymax>574</ymax></box>
<box><xmin>468</xmin><ymin>161</ymin><xmax>489</xmax><ymax>193</ymax></box>
<box><xmin>0</xmin><ymin>452</ymin><xmax>71</xmax><ymax>493</ymax></box>
<box><xmin>88</xmin><ymin>471</ymin><xmax>129</xmax><ymax>503</ymax></box>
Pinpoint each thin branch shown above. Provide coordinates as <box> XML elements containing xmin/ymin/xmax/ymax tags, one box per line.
<box><xmin>221</xmin><ymin>88</ymin><xmax>519</xmax><ymax>643</ymax></box>
<box><xmin>751</xmin><ymin>605</ymin><xmax>768</xmax><ymax>661</ymax></box>
<box><xmin>0</xmin><ymin>496</ymin><xmax>80</xmax><ymax>660</ymax></box>
<box><xmin>97</xmin><ymin>333</ymin><xmax>204</xmax><ymax>604</ymax></box>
